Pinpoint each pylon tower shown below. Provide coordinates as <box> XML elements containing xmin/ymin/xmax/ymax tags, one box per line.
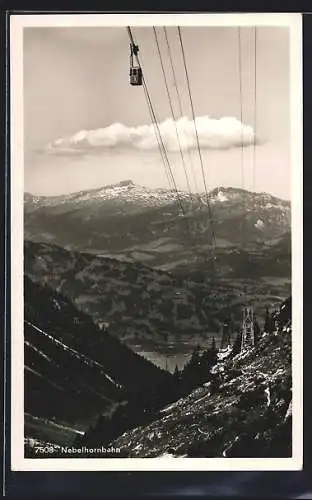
<box><xmin>241</xmin><ymin>306</ymin><xmax>255</xmax><ymax>351</ymax></box>
<box><xmin>220</xmin><ymin>318</ymin><xmax>231</xmax><ymax>349</ymax></box>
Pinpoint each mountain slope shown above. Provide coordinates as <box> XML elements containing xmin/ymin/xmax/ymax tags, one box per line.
<box><xmin>24</xmin><ymin>183</ymin><xmax>291</xmax><ymax>273</ymax></box>
<box><xmin>24</xmin><ymin>240</ymin><xmax>291</xmax><ymax>352</ymax></box>
<box><xmin>24</xmin><ymin>277</ymin><xmax>171</xmax><ymax>446</ymax></box>
<box><xmin>107</xmin><ymin>298</ymin><xmax>292</xmax><ymax>458</ymax></box>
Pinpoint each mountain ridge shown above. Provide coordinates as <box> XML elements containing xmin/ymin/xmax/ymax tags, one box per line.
<box><xmin>25</xmin><ymin>182</ymin><xmax>290</xmax><ymax>206</ymax></box>
<box><xmin>24</xmin><ymin>182</ymin><xmax>291</xmax><ymax>273</ymax></box>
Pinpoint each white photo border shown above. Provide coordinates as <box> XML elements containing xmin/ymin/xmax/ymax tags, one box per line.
<box><xmin>10</xmin><ymin>12</ymin><xmax>303</xmax><ymax>472</ymax></box>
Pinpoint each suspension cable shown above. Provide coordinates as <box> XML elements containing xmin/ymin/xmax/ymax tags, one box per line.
<box><xmin>142</xmin><ymin>76</ymin><xmax>186</xmax><ymax>219</ymax></box>
<box><xmin>177</xmin><ymin>26</ymin><xmax>217</xmax><ymax>265</ymax></box>
<box><xmin>238</xmin><ymin>27</ymin><xmax>245</xmax><ymax>192</ymax></box>
<box><xmin>127</xmin><ymin>27</ymin><xmax>181</xmax><ymax>210</ymax></box>
<box><xmin>126</xmin><ymin>27</ymin><xmax>192</xmax><ymax>238</ymax></box>
<box><xmin>163</xmin><ymin>26</ymin><xmax>200</xmax><ymax>196</ymax></box>
<box><xmin>141</xmin><ymin>82</ymin><xmax>175</xmax><ymax>196</ymax></box>
<box><xmin>153</xmin><ymin>27</ymin><xmax>194</xmax><ymax>203</ymax></box>
<box><xmin>253</xmin><ymin>27</ymin><xmax>257</xmax><ymax>192</ymax></box>
<box><xmin>238</xmin><ymin>27</ymin><xmax>248</xmax><ymax>252</ymax></box>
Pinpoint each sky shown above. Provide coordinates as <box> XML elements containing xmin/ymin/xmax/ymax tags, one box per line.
<box><xmin>23</xmin><ymin>25</ymin><xmax>291</xmax><ymax>199</ymax></box>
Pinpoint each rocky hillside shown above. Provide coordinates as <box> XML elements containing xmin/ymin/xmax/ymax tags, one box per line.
<box><xmin>24</xmin><ymin>240</ymin><xmax>290</xmax><ymax>351</ymax></box>
<box><xmin>107</xmin><ymin>298</ymin><xmax>292</xmax><ymax>458</ymax></box>
<box><xmin>24</xmin><ymin>277</ymin><xmax>171</xmax><ymax>447</ymax></box>
<box><xmin>24</xmin><ymin>182</ymin><xmax>291</xmax><ymax>273</ymax></box>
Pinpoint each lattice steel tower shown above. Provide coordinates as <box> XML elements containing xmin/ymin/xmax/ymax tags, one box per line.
<box><xmin>241</xmin><ymin>306</ymin><xmax>255</xmax><ymax>351</ymax></box>
<box><xmin>220</xmin><ymin>318</ymin><xmax>232</xmax><ymax>349</ymax></box>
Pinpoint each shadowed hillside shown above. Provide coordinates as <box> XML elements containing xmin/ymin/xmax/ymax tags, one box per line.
<box><xmin>24</xmin><ymin>276</ymin><xmax>171</xmax><ymax>449</ymax></box>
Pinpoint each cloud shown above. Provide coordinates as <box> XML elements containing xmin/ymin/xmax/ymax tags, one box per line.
<box><xmin>44</xmin><ymin>116</ymin><xmax>256</xmax><ymax>156</ymax></box>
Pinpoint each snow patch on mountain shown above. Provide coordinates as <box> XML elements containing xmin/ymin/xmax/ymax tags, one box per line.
<box><xmin>214</xmin><ymin>190</ymin><xmax>229</xmax><ymax>203</ymax></box>
<box><xmin>255</xmin><ymin>219</ymin><xmax>265</xmax><ymax>229</ymax></box>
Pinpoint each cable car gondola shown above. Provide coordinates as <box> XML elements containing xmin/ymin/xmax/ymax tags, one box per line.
<box><xmin>129</xmin><ymin>42</ymin><xmax>143</xmax><ymax>86</ymax></box>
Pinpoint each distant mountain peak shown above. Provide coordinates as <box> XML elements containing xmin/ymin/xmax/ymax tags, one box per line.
<box><xmin>117</xmin><ymin>179</ymin><xmax>135</xmax><ymax>187</ymax></box>
<box><xmin>101</xmin><ymin>180</ymin><xmax>136</xmax><ymax>190</ymax></box>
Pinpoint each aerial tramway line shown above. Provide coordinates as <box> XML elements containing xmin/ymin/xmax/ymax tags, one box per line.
<box><xmin>219</xmin><ymin>27</ymin><xmax>259</xmax><ymax>352</ymax></box>
<box><xmin>127</xmin><ymin>25</ymin><xmax>261</xmax><ymax>356</ymax></box>
<box><xmin>126</xmin><ymin>25</ymin><xmax>218</xmax><ymax>273</ymax></box>
<box><xmin>127</xmin><ymin>26</ymin><xmax>195</xmax><ymax>255</ymax></box>
<box><xmin>126</xmin><ymin>27</ymin><xmax>258</xmax><ymax>319</ymax></box>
